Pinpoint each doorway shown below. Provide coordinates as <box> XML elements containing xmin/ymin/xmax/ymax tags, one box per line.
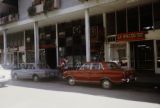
<box><xmin>45</xmin><ymin>48</ymin><xmax>57</xmax><ymax>69</ymax></box>
<box><xmin>130</xmin><ymin>40</ymin><xmax>155</xmax><ymax>75</ymax></box>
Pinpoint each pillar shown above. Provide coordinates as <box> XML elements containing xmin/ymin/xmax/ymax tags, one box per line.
<box><xmin>34</xmin><ymin>21</ymin><xmax>40</xmax><ymax>69</ymax></box>
<box><xmin>56</xmin><ymin>24</ymin><xmax>59</xmax><ymax>67</ymax></box>
<box><xmin>3</xmin><ymin>30</ymin><xmax>7</xmax><ymax>65</ymax></box>
<box><xmin>85</xmin><ymin>9</ymin><xmax>91</xmax><ymax>62</ymax></box>
<box><xmin>126</xmin><ymin>42</ymin><xmax>131</xmax><ymax>69</ymax></box>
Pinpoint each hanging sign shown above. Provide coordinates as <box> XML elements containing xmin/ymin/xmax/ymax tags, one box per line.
<box><xmin>117</xmin><ymin>32</ymin><xmax>145</xmax><ymax>42</ymax></box>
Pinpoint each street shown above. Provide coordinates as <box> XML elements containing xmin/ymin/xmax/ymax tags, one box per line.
<box><xmin>0</xmin><ymin>80</ymin><xmax>160</xmax><ymax>108</ymax></box>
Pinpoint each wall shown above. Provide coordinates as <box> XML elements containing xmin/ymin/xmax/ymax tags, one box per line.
<box><xmin>61</xmin><ymin>0</ymin><xmax>81</xmax><ymax>9</ymax></box>
<box><xmin>146</xmin><ymin>29</ymin><xmax>160</xmax><ymax>40</ymax></box>
<box><xmin>18</xmin><ymin>0</ymin><xmax>32</xmax><ymax>20</ymax></box>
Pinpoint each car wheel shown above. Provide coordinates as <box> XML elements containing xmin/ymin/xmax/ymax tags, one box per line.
<box><xmin>13</xmin><ymin>74</ymin><xmax>18</xmax><ymax>80</ymax></box>
<box><xmin>102</xmin><ymin>79</ymin><xmax>112</xmax><ymax>89</ymax></box>
<box><xmin>33</xmin><ymin>75</ymin><xmax>39</xmax><ymax>82</ymax></box>
<box><xmin>68</xmin><ymin>77</ymin><xmax>75</xmax><ymax>86</ymax></box>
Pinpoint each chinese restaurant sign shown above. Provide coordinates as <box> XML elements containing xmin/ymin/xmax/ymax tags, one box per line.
<box><xmin>117</xmin><ymin>32</ymin><xmax>145</xmax><ymax>42</ymax></box>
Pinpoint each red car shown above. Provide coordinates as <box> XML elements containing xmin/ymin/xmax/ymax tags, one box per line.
<box><xmin>63</xmin><ymin>62</ymin><xmax>135</xmax><ymax>89</ymax></box>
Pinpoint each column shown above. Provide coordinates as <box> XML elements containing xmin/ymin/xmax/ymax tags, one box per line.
<box><xmin>105</xmin><ymin>44</ymin><xmax>111</xmax><ymax>62</ymax></box>
<box><xmin>34</xmin><ymin>21</ymin><xmax>40</xmax><ymax>69</ymax></box>
<box><xmin>103</xmin><ymin>13</ymin><xmax>107</xmax><ymax>62</ymax></box>
<box><xmin>56</xmin><ymin>24</ymin><xmax>59</xmax><ymax>67</ymax></box>
<box><xmin>126</xmin><ymin>42</ymin><xmax>131</xmax><ymax>69</ymax></box>
<box><xmin>3</xmin><ymin>30</ymin><xmax>7</xmax><ymax>65</ymax></box>
<box><xmin>154</xmin><ymin>40</ymin><xmax>158</xmax><ymax>74</ymax></box>
<box><xmin>85</xmin><ymin>9</ymin><xmax>91</xmax><ymax>62</ymax></box>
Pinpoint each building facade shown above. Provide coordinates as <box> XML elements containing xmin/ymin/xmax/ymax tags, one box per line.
<box><xmin>0</xmin><ymin>0</ymin><xmax>160</xmax><ymax>76</ymax></box>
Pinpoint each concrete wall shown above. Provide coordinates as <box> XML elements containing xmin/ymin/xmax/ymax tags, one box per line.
<box><xmin>18</xmin><ymin>0</ymin><xmax>32</xmax><ymax>20</ymax></box>
<box><xmin>61</xmin><ymin>0</ymin><xmax>81</xmax><ymax>9</ymax></box>
<box><xmin>146</xmin><ymin>29</ymin><xmax>160</xmax><ymax>40</ymax></box>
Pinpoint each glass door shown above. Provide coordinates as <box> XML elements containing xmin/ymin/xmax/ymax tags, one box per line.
<box><xmin>131</xmin><ymin>40</ymin><xmax>155</xmax><ymax>74</ymax></box>
<box><xmin>155</xmin><ymin>40</ymin><xmax>160</xmax><ymax>74</ymax></box>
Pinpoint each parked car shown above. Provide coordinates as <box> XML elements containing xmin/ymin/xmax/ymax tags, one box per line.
<box><xmin>0</xmin><ymin>65</ymin><xmax>12</xmax><ymax>87</ymax></box>
<box><xmin>11</xmin><ymin>64</ymin><xmax>58</xmax><ymax>81</ymax></box>
<box><xmin>63</xmin><ymin>62</ymin><xmax>135</xmax><ymax>89</ymax></box>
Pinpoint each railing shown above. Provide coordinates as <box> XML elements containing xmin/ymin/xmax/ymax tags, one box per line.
<box><xmin>0</xmin><ymin>14</ymin><xmax>18</xmax><ymax>25</ymax></box>
<box><xmin>28</xmin><ymin>0</ymin><xmax>60</xmax><ymax>16</ymax></box>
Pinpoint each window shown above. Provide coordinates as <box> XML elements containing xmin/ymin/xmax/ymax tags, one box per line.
<box><xmin>108</xmin><ymin>62</ymin><xmax>120</xmax><ymax>70</ymax></box>
<box><xmin>127</xmin><ymin>7</ymin><xmax>139</xmax><ymax>32</ymax></box>
<box><xmin>92</xmin><ymin>63</ymin><xmax>100</xmax><ymax>70</ymax></box>
<box><xmin>140</xmin><ymin>4</ymin><xmax>153</xmax><ymax>31</ymax></box>
<box><xmin>117</xmin><ymin>9</ymin><xmax>126</xmax><ymax>33</ymax></box>
<box><xmin>157</xmin><ymin>40</ymin><xmax>160</xmax><ymax>68</ymax></box>
<box><xmin>106</xmin><ymin>12</ymin><xmax>116</xmax><ymax>35</ymax></box>
<box><xmin>153</xmin><ymin>1</ymin><xmax>160</xmax><ymax>29</ymax></box>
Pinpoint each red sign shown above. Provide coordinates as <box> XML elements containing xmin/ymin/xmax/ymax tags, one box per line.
<box><xmin>117</xmin><ymin>32</ymin><xmax>145</xmax><ymax>42</ymax></box>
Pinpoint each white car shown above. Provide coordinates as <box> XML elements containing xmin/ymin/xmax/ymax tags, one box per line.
<box><xmin>0</xmin><ymin>65</ymin><xmax>12</xmax><ymax>87</ymax></box>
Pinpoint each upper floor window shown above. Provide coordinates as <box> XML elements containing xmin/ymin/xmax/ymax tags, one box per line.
<box><xmin>117</xmin><ymin>9</ymin><xmax>126</xmax><ymax>33</ymax></box>
<box><xmin>106</xmin><ymin>12</ymin><xmax>116</xmax><ymax>35</ymax></box>
<box><xmin>153</xmin><ymin>1</ymin><xmax>160</xmax><ymax>29</ymax></box>
<box><xmin>140</xmin><ymin>4</ymin><xmax>153</xmax><ymax>31</ymax></box>
<box><xmin>127</xmin><ymin>7</ymin><xmax>139</xmax><ymax>32</ymax></box>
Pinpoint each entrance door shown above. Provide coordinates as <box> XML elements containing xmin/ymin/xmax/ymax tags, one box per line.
<box><xmin>45</xmin><ymin>48</ymin><xmax>57</xmax><ymax>69</ymax></box>
<box><xmin>130</xmin><ymin>40</ymin><xmax>155</xmax><ymax>75</ymax></box>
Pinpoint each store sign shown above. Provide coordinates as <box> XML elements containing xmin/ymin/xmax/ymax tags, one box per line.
<box><xmin>117</xmin><ymin>32</ymin><xmax>145</xmax><ymax>42</ymax></box>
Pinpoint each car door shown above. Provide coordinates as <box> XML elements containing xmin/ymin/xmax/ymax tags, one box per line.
<box><xmin>106</xmin><ymin>62</ymin><xmax>124</xmax><ymax>82</ymax></box>
<box><xmin>18</xmin><ymin>69</ymin><xmax>27</xmax><ymax>79</ymax></box>
<box><xmin>89</xmin><ymin>63</ymin><xmax>104</xmax><ymax>82</ymax></box>
<box><xmin>73</xmin><ymin>63</ymin><xmax>90</xmax><ymax>82</ymax></box>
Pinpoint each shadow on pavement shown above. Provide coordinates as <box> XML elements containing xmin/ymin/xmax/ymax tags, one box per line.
<box><xmin>8</xmin><ymin>79</ymin><xmax>160</xmax><ymax>104</ymax></box>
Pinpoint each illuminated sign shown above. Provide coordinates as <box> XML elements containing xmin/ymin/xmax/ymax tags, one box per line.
<box><xmin>117</xmin><ymin>32</ymin><xmax>145</xmax><ymax>42</ymax></box>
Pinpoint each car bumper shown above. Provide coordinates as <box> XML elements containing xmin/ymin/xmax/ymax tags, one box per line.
<box><xmin>0</xmin><ymin>78</ymin><xmax>10</xmax><ymax>84</ymax></box>
<box><xmin>121</xmin><ymin>77</ymin><xmax>136</xmax><ymax>83</ymax></box>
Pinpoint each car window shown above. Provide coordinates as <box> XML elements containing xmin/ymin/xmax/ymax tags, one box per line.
<box><xmin>108</xmin><ymin>62</ymin><xmax>120</xmax><ymax>70</ymax></box>
<box><xmin>80</xmin><ymin>63</ymin><xmax>91</xmax><ymax>70</ymax></box>
<box><xmin>92</xmin><ymin>63</ymin><xmax>100</xmax><ymax>70</ymax></box>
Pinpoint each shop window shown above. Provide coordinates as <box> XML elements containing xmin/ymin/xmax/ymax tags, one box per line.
<box><xmin>25</xmin><ymin>30</ymin><xmax>34</xmax><ymax>50</ymax></box>
<box><xmin>140</xmin><ymin>4</ymin><xmax>153</xmax><ymax>31</ymax></box>
<box><xmin>117</xmin><ymin>9</ymin><xmax>126</xmax><ymax>33</ymax></box>
<box><xmin>127</xmin><ymin>7</ymin><xmax>139</xmax><ymax>32</ymax></box>
<box><xmin>7</xmin><ymin>32</ymin><xmax>24</xmax><ymax>49</ymax></box>
<box><xmin>153</xmin><ymin>1</ymin><xmax>160</xmax><ymax>29</ymax></box>
<box><xmin>118</xmin><ymin>49</ymin><xmax>127</xmax><ymax>67</ymax></box>
<box><xmin>26</xmin><ymin>51</ymin><xmax>35</xmax><ymax>63</ymax></box>
<box><xmin>39</xmin><ymin>25</ymin><xmax>56</xmax><ymax>48</ymax></box>
<box><xmin>90</xmin><ymin>15</ymin><xmax>103</xmax><ymax>26</ymax></box>
<box><xmin>157</xmin><ymin>40</ymin><xmax>160</xmax><ymax>68</ymax></box>
<box><xmin>106</xmin><ymin>12</ymin><xmax>116</xmax><ymax>35</ymax></box>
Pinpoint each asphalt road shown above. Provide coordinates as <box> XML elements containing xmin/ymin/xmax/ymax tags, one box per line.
<box><xmin>0</xmin><ymin>80</ymin><xmax>160</xmax><ymax>108</ymax></box>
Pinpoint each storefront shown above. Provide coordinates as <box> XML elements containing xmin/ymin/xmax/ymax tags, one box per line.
<box><xmin>105</xmin><ymin>0</ymin><xmax>160</xmax><ymax>75</ymax></box>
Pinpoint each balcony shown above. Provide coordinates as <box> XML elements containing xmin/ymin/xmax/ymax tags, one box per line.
<box><xmin>0</xmin><ymin>1</ymin><xmax>19</xmax><ymax>25</ymax></box>
<box><xmin>0</xmin><ymin>14</ymin><xmax>18</xmax><ymax>25</ymax></box>
<box><xmin>28</xmin><ymin>0</ymin><xmax>60</xmax><ymax>16</ymax></box>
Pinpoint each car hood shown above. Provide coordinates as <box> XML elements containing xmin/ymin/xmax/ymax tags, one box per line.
<box><xmin>0</xmin><ymin>69</ymin><xmax>12</xmax><ymax>80</ymax></box>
